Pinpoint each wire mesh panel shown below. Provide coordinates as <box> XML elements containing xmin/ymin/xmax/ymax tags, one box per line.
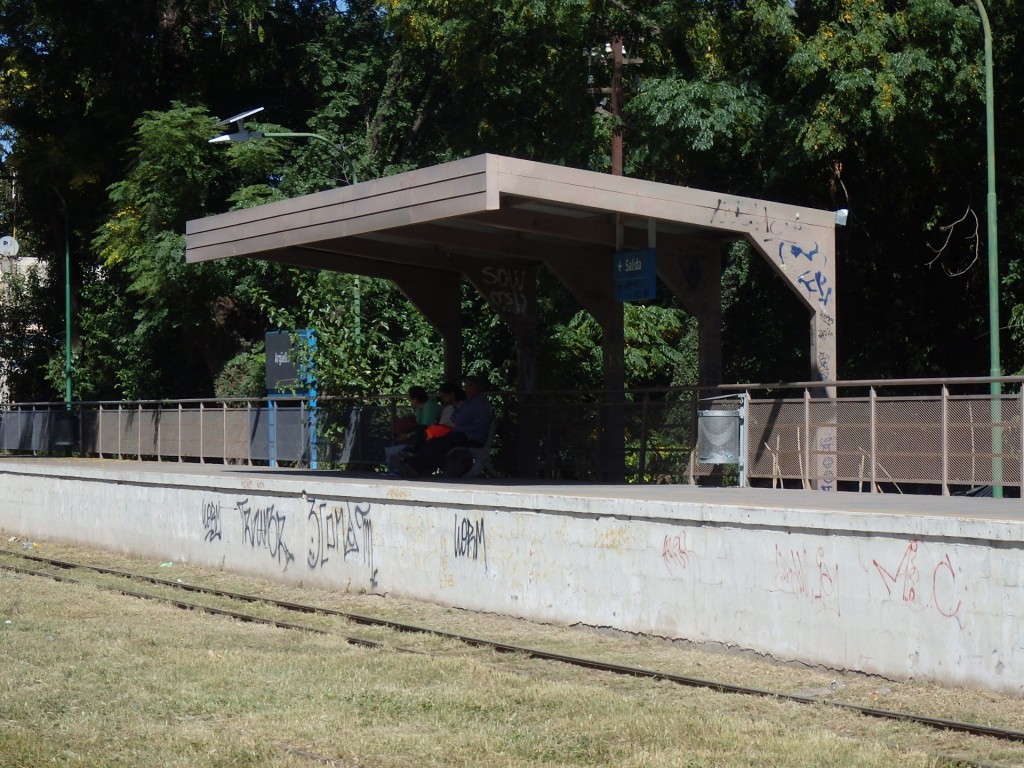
<box><xmin>139</xmin><ymin>409</ymin><xmax>161</xmax><ymax>458</ymax></box>
<box><xmin>89</xmin><ymin>407</ymin><xmax>121</xmax><ymax>456</ymax></box>
<box><xmin>114</xmin><ymin>407</ymin><xmax>145</xmax><ymax>457</ymax></box>
<box><xmin>79</xmin><ymin>409</ymin><xmax>98</xmax><ymax>454</ymax></box>
<box><xmin>175</xmin><ymin>408</ymin><xmax>207</xmax><ymax>459</ymax></box>
<box><xmin>945</xmin><ymin>395</ymin><xmax>1022</xmax><ymax>486</ymax></box>
<box><xmin>152</xmin><ymin>407</ymin><xmax>182</xmax><ymax>459</ymax></box>
<box><xmin>194</xmin><ymin>406</ymin><xmax>246</xmax><ymax>461</ymax></box>
<box><xmin>328</xmin><ymin>402</ymin><xmax>393</xmax><ymax>469</ymax></box>
<box><xmin>742</xmin><ymin>390</ymin><xmax>1023</xmax><ymax>492</ymax></box>
<box><xmin>830</xmin><ymin>399</ymin><xmax>872</xmax><ymax>486</ymax></box>
<box><xmin>1000</xmin><ymin>396</ymin><xmax>1022</xmax><ymax>485</ymax></box>
<box><xmin>0</xmin><ymin>408</ymin><xmax>42</xmax><ymax>451</ymax></box>
<box><xmin>745</xmin><ymin>399</ymin><xmax>806</xmax><ymax>482</ymax></box>
<box><xmin>947</xmin><ymin>396</ymin><xmax>996</xmax><ymax>485</ymax></box>
<box><xmin>521</xmin><ymin>396</ymin><xmax>602</xmax><ymax>480</ymax></box>
<box><xmin>224</xmin><ymin>406</ymin><xmax>253</xmax><ymax>463</ymax></box>
<box><xmin>872</xmin><ymin>398</ymin><xmax>944</xmax><ymax>485</ymax></box>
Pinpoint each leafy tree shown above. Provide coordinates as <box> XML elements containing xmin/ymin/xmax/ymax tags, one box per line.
<box><xmin>377</xmin><ymin>0</ymin><xmax>606</xmax><ymax>165</ymax></box>
<box><xmin>0</xmin><ymin>263</ymin><xmax>54</xmax><ymax>401</ymax></box>
<box><xmin>249</xmin><ymin>268</ymin><xmax>445</xmax><ymax>397</ymax></box>
<box><xmin>1</xmin><ymin>0</ymin><xmax>363</xmax><ymax>400</ymax></box>
<box><xmin>82</xmin><ymin>104</ymin><xmax>299</xmax><ymax>399</ymax></box>
<box><xmin>2</xmin><ymin>0</ymin><xmax>1022</xmax><ymax>406</ymax></box>
<box><xmin>627</xmin><ymin>0</ymin><xmax>1019</xmax><ymax>381</ymax></box>
<box><xmin>549</xmin><ymin>302</ymin><xmax>697</xmax><ymax>389</ymax></box>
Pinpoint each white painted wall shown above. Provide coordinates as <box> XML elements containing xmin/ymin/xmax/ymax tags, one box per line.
<box><xmin>1</xmin><ymin>461</ymin><xmax>1020</xmax><ymax>694</ymax></box>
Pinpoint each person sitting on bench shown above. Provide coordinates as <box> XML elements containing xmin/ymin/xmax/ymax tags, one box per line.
<box><xmin>424</xmin><ymin>381</ymin><xmax>464</xmax><ymax>441</ymax></box>
<box><xmin>400</xmin><ymin>376</ymin><xmax>491</xmax><ymax>477</ymax></box>
<box><xmin>384</xmin><ymin>385</ymin><xmax>441</xmax><ymax>473</ymax></box>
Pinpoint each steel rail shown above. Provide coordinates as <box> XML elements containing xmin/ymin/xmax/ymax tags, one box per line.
<box><xmin>3</xmin><ymin>549</ymin><xmax>1024</xmax><ymax>746</ymax></box>
<box><xmin>0</xmin><ymin>560</ymin><xmax>388</xmax><ymax>647</ymax></box>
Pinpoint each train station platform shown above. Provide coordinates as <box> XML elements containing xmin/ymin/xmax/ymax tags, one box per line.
<box><xmin>1</xmin><ymin>456</ymin><xmax>1021</xmax><ymax>695</ymax></box>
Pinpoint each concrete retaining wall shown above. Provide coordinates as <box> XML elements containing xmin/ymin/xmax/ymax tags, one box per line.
<box><xmin>1</xmin><ymin>460</ymin><xmax>1021</xmax><ymax>695</ymax></box>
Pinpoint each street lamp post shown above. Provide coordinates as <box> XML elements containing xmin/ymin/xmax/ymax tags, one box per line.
<box><xmin>209</xmin><ymin>107</ymin><xmax>357</xmax><ymax>185</ymax></box>
<box><xmin>209</xmin><ymin>107</ymin><xmax>363</xmax><ymax>349</ymax></box>
<box><xmin>49</xmin><ymin>187</ymin><xmax>72</xmax><ymax>408</ymax></box>
<box><xmin>972</xmin><ymin>0</ymin><xmax>1002</xmax><ymax>497</ymax></box>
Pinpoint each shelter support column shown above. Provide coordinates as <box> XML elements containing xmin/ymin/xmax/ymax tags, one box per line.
<box><xmin>544</xmin><ymin>252</ymin><xmax>626</xmax><ymax>482</ymax></box>
<box><xmin>656</xmin><ymin>236</ymin><xmax>724</xmax><ymax>387</ymax></box>
<box><xmin>394</xmin><ymin>272</ymin><xmax>463</xmax><ymax>384</ymax></box>
<box><xmin>742</xmin><ymin>225</ymin><xmax>837</xmax><ymax>384</ymax></box>
<box><xmin>743</xmin><ymin>215</ymin><xmax>838</xmax><ymax>490</ymax></box>
<box><xmin>463</xmin><ymin>261</ymin><xmax>540</xmax><ymax>477</ymax></box>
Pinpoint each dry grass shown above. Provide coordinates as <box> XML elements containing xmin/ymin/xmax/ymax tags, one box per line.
<box><xmin>2</xmin><ymin>537</ymin><xmax>1023</xmax><ymax>767</ymax></box>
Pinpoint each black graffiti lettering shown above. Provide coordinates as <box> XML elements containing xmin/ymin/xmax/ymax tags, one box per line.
<box><xmin>305</xmin><ymin>500</ymin><xmax>375</xmax><ymax>583</ymax></box>
<box><xmin>202</xmin><ymin>500</ymin><xmax>222</xmax><ymax>542</ymax></box>
<box><xmin>307</xmin><ymin>500</ymin><xmax>344</xmax><ymax>569</ymax></box>
<box><xmin>344</xmin><ymin>505</ymin><xmax>360</xmax><ymax>558</ymax></box>
<box><xmin>454</xmin><ymin>515</ymin><xmax>486</xmax><ymax>568</ymax></box>
<box><xmin>348</xmin><ymin>503</ymin><xmax>374</xmax><ymax>571</ymax></box>
<box><xmin>237</xmin><ymin>498</ymin><xmax>294</xmax><ymax>570</ymax></box>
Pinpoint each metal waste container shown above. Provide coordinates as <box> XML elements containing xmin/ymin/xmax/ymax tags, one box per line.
<box><xmin>697</xmin><ymin>409</ymin><xmax>741</xmax><ymax>465</ymax></box>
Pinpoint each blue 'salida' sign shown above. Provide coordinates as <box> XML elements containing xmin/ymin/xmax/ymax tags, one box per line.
<box><xmin>614</xmin><ymin>248</ymin><xmax>657</xmax><ymax>301</ymax></box>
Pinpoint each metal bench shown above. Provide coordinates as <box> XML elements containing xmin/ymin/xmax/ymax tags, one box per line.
<box><xmin>446</xmin><ymin>418</ymin><xmax>498</xmax><ymax>478</ymax></box>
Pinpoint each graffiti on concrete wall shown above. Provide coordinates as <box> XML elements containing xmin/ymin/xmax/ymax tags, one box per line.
<box><xmin>762</xmin><ymin>537</ymin><xmax>967</xmax><ymax>627</ymax></box>
<box><xmin>237</xmin><ymin>498</ymin><xmax>294</xmax><ymax>571</ymax></box>
<box><xmin>814</xmin><ymin>300</ymin><xmax>836</xmax><ymax>382</ymax></box>
<box><xmin>306</xmin><ymin>499</ymin><xmax>376</xmax><ymax>587</ymax></box>
<box><xmin>454</xmin><ymin>514</ymin><xmax>486</xmax><ymax>570</ymax></box>
<box><xmin>201</xmin><ymin>495</ymin><xmax>376</xmax><ymax>585</ymax></box>
<box><xmin>777</xmin><ymin>242</ymin><xmax>832</xmax><ymax>310</ymax></box>
<box><xmin>709</xmin><ymin>198</ymin><xmax>806</xmax><ymax>240</ymax></box>
<box><xmin>306</xmin><ymin>500</ymin><xmax>341</xmax><ymax>569</ymax></box>
<box><xmin>201</xmin><ymin>500</ymin><xmax>222</xmax><ymax>542</ymax></box>
<box><xmin>710</xmin><ymin>197</ymin><xmax>835</xmax><ymax>380</ymax></box>
<box><xmin>659</xmin><ymin>530</ymin><xmax>721</xmax><ymax>586</ymax></box>
<box><xmin>773</xmin><ymin>543</ymin><xmax>841</xmax><ymax>616</ymax></box>
<box><xmin>661</xmin><ymin>531</ymin><xmax>698</xmax><ymax>578</ymax></box>
<box><xmin>872</xmin><ymin>540</ymin><xmax>964</xmax><ymax>628</ymax></box>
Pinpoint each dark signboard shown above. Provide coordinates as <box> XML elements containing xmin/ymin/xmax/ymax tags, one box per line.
<box><xmin>613</xmin><ymin>248</ymin><xmax>657</xmax><ymax>302</ymax></box>
<box><xmin>265</xmin><ymin>330</ymin><xmax>315</xmax><ymax>393</ymax></box>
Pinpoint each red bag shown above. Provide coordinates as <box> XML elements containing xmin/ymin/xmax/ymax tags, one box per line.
<box><xmin>425</xmin><ymin>424</ymin><xmax>453</xmax><ymax>440</ymax></box>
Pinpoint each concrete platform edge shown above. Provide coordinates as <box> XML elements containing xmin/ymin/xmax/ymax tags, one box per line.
<box><xmin>1</xmin><ymin>459</ymin><xmax>1022</xmax><ymax>695</ymax></box>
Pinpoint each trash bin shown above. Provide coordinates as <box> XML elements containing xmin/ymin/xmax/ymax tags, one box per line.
<box><xmin>697</xmin><ymin>410</ymin><xmax>741</xmax><ymax>465</ymax></box>
<box><xmin>53</xmin><ymin>411</ymin><xmax>78</xmax><ymax>451</ymax></box>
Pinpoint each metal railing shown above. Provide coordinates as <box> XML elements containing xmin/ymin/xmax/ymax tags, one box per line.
<box><xmin>0</xmin><ymin>397</ymin><xmax>322</xmax><ymax>466</ymax></box>
<box><xmin>729</xmin><ymin>377</ymin><xmax>1024</xmax><ymax>495</ymax></box>
<box><xmin>1</xmin><ymin>376</ymin><xmax>1020</xmax><ymax>495</ymax></box>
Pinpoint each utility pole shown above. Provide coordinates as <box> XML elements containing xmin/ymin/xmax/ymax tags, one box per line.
<box><xmin>611</xmin><ymin>35</ymin><xmax>624</xmax><ymax>176</ymax></box>
<box><xmin>588</xmin><ymin>35</ymin><xmax>641</xmax><ymax>176</ymax></box>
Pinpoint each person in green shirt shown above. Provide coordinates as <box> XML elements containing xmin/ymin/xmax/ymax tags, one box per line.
<box><xmin>385</xmin><ymin>385</ymin><xmax>441</xmax><ymax>472</ymax></box>
<box><xmin>409</xmin><ymin>385</ymin><xmax>441</xmax><ymax>432</ymax></box>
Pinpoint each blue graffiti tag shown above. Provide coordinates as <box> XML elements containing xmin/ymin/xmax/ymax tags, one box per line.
<box><xmin>778</xmin><ymin>241</ymin><xmax>822</xmax><ymax>267</ymax></box>
<box><xmin>798</xmin><ymin>270</ymin><xmax>832</xmax><ymax>307</ymax></box>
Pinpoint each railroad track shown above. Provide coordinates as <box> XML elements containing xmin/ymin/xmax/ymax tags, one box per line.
<box><xmin>3</xmin><ymin>547</ymin><xmax>1023</xmax><ymax>755</ymax></box>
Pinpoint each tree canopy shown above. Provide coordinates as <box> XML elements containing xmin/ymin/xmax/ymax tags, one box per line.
<box><xmin>0</xmin><ymin>0</ymin><xmax>1020</xmax><ymax>403</ymax></box>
